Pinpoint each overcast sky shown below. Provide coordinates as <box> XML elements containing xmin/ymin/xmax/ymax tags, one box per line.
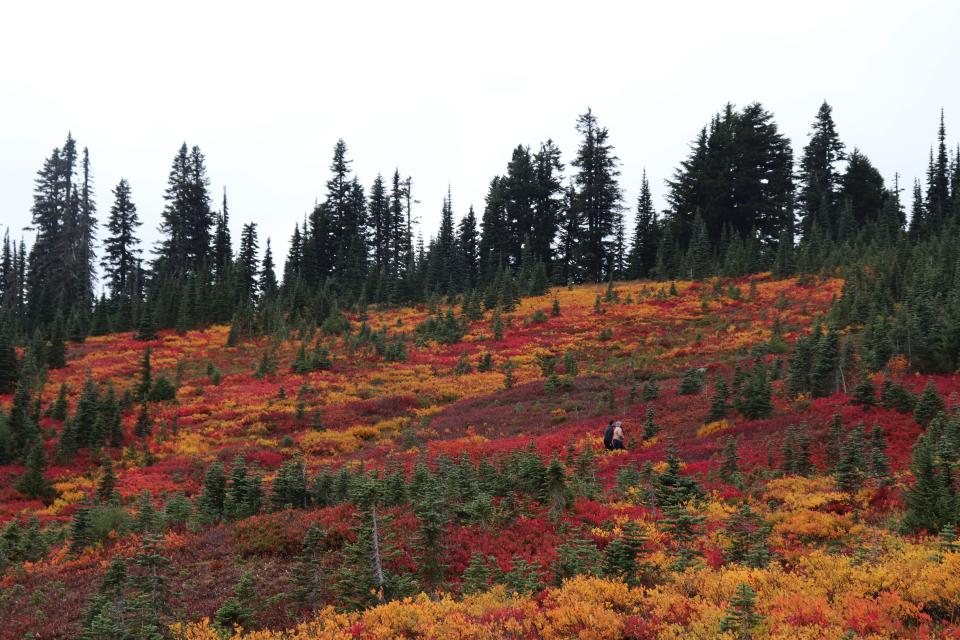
<box><xmin>2</xmin><ymin>0</ymin><xmax>958</xmax><ymax>281</ymax></box>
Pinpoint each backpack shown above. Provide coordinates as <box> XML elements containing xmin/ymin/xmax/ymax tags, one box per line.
<box><xmin>603</xmin><ymin>424</ymin><xmax>615</xmax><ymax>448</ymax></box>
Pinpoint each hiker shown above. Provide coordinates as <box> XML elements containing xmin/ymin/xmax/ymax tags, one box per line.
<box><xmin>611</xmin><ymin>420</ymin><xmax>625</xmax><ymax>450</ymax></box>
<box><xmin>603</xmin><ymin>420</ymin><xmax>615</xmax><ymax>450</ymax></box>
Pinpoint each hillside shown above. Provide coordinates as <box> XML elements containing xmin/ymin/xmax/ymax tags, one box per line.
<box><xmin>3</xmin><ymin>274</ymin><xmax>959</xmax><ymax>639</ymax></box>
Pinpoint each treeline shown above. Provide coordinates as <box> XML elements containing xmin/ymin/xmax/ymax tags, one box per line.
<box><xmin>1</xmin><ymin>104</ymin><xmax>958</xmax><ymax>366</ymax></box>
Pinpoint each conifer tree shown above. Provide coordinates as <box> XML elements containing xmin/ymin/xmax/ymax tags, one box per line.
<box><xmin>627</xmin><ymin>170</ymin><xmax>659</xmax><ymax>278</ymax></box>
<box><xmin>461</xmin><ymin>552</ymin><xmax>493</xmax><ymax>594</ymax></box>
<box><xmin>868</xmin><ymin>424</ymin><xmax>892</xmax><ymax>485</ymax></box>
<box><xmin>81</xmin><ymin>557</ymin><xmax>128</xmax><ymax>638</ymax></box>
<box><xmin>102</xmin><ymin>179</ymin><xmax>142</xmax><ymax>301</ymax></box>
<box><xmin>125</xmin><ymin>534</ymin><xmax>172</xmax><ymax>638</ymax></box>
<box><xmin>720</xmin><ymin>583</ymin><xmax>762</xmax><ymax>640</ymax></box>
<box><xmin>504</xmin><ymin>556</ymin><xmax>543</xmax><ymax>595</ymax></box>
<box><xmin>798</xmin><ymin>102</ymin><xmax>846</xmax><ymax>239</ymax></box>
<box><xmin>137</xmin><ymin>348</ymin><xmax>152</xmax><ymax>401</ymax></box>
<box><xmin>570</xmin><ymin>109</ymin><xmax>623</xmax><ymax>282</ymax></box>
<box><xmin>134</xmin><ymin>401</ymin><xmax>151</xmax><ymax>438</ymax></box>
<box><xmin>915</xmin><ymin>380</ymin><xmax>945</xmax><ymax>427</ymax></box>
<box><xmin>810</xmin><ymin>326</ymin><xmax>840</xmax><ymax>398</ymax></box>
<box><xmin>851</xmin><ymin>367</ymin><xmax>876</xmax><ymax>406</ymax></box>
<box><xmin>290</xmin><ymin>523</ymin><xmax>327</xmax><ymax>613</ymax></box>
<box><xmin>17</xmin><ymin>442</ymin><xmax>55</xmax><ymax>501</ymax></box>
<box><xmin>198</xmin><ymin>461</ymin><xmax>227</xmax><ymax>523</ymax></box>
<box><xmin>903</xmin><ymin>431</ymin><xmax>955</xmax><ymax>533</ymax></box>
<box><xmin>643</xmin><ymin>405</ymin><xmax>660</xmax><ymax>440</ymax></box>
<box><xmin>259</xmin><ymin>238</ymin><xmax>278</xmax><ymax>301</ymax></box>
<box><xmin>725</xmin><ymin>504</ymin><xmax>771</xmax><ymax>567</ymax></box>
<box><xmin>719</xmin><ymin>437</ymin><xmax>740</xmax><ymax>484</ymax></box>
<box><xmin>236</xmin><ymin>222</ymin><xmax>260</xmax><ymax>304</ymax></box>
<box><xmin>214</xmin><ymin>572</ymin><xmax>258</xmax><ymax>632</ymax></box>
<box><xmin>0</xmin><ymin>329</ymin><xmax>20</xmax><ymax>394</ymax></box>
<box><xmin>553</xmin><ymin>538</ymin><xmax>603</xmax><ymax>583</ymax></box>
<box><xmin>47</xmin><ymin>313</ymin><xmax>67</xmax><ymax>369</ymax></box>
<box><xmin>736</xmin><ymin>362</ymin><xmax>772</xmax><ymax>419</ymax></box>
<box><xmin>602</xmin><ymin>520</ymin><xmax>648</xmax><ymax>586</ymax></box>
<box><xmin>661</xmin><ymin>501</ymin><xmax>705</xmax><ymax>571</ymax></box>
<box><xmin>154</xmin><ymin>143</ymin><xmax>214</xmax><ymax>280</ymax></box>
<box><xmin>708</xmin><ymin>376</ymin><xmax>730</xmax><ymax>422</ymax></box>
<box><xmin>97</xmin><ymin>457</ymin><xmax>118</xmax><ymax>503</ymax></box>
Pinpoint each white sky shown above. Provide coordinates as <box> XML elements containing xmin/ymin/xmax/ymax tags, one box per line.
<box><xmin>1</xmin><ymin>0</ymin><xmax>958</xmax><ymax>281</ymax></box>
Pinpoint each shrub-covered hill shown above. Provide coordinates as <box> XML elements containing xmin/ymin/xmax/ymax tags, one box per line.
<box><xmin>3</xmin><ymin>274</ymin><xmax>960</xmax><ymax>639</ymax></box>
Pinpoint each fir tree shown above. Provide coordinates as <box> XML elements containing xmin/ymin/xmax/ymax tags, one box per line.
<box><xmin>101</xmin><ymin>179</ymin><xmax>142</xmax><ymax>300</ymax></box>
<box><xmin>570</xmin><ymin>109</ymin><xmax>623</xmax><ymax>282</ymax></box>
<box><xmin>903</xmin><ymin>431</ymin><xmax>954</xmax><ymax>533</ymax></box>
<box><xmin>915</xmin><ymin>380</ymin><xmax>945</xmax><ymax>427</ymax></box>
<box><xmin>553</xmin><ymin>538</ymin><xmax>603</xmax><ymax>583</ymax></box>
<box><xmin>259</xmin><ymin>238</ymin><xmax>278</xmax><ymax>301</ymax></box>
<box><xmin>736</xmin><ymin>362</ymin><xmax>772</xmax><ymax>420</ymax></box>
<box><xmin>719</xmin><ymin>437</ymin><xmax>740</xmax><ymax>484</ymax></box>
<box><xmin>16</xmin><ymin>442</ymin><xmax>55</xmax><ymax>501</ymax></box>
<box><xmin>602</xmin><ymin>520</ymin><xmax>648</xmax><ymax>586</ymax></box>
<box><xmin>798</xmin><ymin>102</ymin><xmax>846</xmax><ymax>239</ymax></box>
<box><xmin>868</xmin><ymin>424</ymin><xmax>892</xmax><ymax>485</ymax></box>
<box><xmin>0</xmin><ymin>330</ymin><xmax>20</xmax><ymax>394</ymax></box>
<box><xmin>290</xmin><ymin>523</ymin><xmax>327</xmax><ymax>613</ymax></box>
<box><xmin>708</xmin><ymin>376</ymin><xmax>730</xmax><ymax>422</ymax></box>
<box><xmin>125</xmin><ymin>534</ymin><xmax>172</xmax><ymax>638</ymax></box>
<box><xmin>236</xmin><ymin>222</ymin><xmax>260</xmax><ymax>305</ymax></box>
<box><xmin>197</xmin><ymin>461</ymin><xmax>227</xmax><ymax>523</ymax></box>
<box><xmin>97</xmin><ymin>457</ymin><xmax>118</xmax><ymax>503</ymax></box>
<box><xmin>851</xmin><ymin>367</ymin><xmax>876</xmax><ymax>406</ymax></box>
<box><xmin>720</xmin><ymin>583</ymin><xmax>762</xmax><ymax>640</ymax></box>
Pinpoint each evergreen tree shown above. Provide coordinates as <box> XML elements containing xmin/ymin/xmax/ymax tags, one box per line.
<box><xmin>570</xmin><ymin>109</ymin><xmax>623</xmax><ymax>282</ymax></box>
<box><xmin>154</xmin><ymin>143</ymin><xmax>214</xmax><ymax>280</ymax></box>
<box><xmin>798</xmin><ymin>102</ymin><xmax>846</xmax><ymax>239</ymax></box>
<box><xmin>504</xmin><ymin>556</ymin><xmax>543</xmax><ymax>595</ymax></box>
<box><xmin>810</xmin><ymin>326</ymin><xmax>840</xmax><ymax>398</ymax></box>
<box><xmin>137</xmin><ymin>347</ymin><xmax>152</xmax><ymax>400</ymax></box>
<box><xmin>214</xmin><ymin>188</ymin><xmax>233</xmax><ymax>277</ymax></box>
<box><xmin>457</xmin><ymin>205</ymin><xmax>480</xmax><ymax>290</ymax></box>
<box><xmin>197</xmin><ymin>461</ymin><xmax>227</xmax><ymax>523</ymax></box>
<box><xmin>97</xmin><ymin>457</ymin><xmax>118</xmax><ymax>503</ymax></box>
<box><xmin>602</xmin><ymin>520</ymin><xmax>648</xmax><ymax>585</ymax></box>
<box><xmin>915</xmin><ymin>380</ymin><xmax>945</xmax><ymax>427</ymax></box>
<box><xmin>17</xmin><ymin>442</ymin><xmax>55</xmax><ymax>501</ymax></box>
<box><xmin>851</xmin><ymin>367</ymin><xmax>876</xmax><ymax>406</ymax></box>
<box><xmin>461</xmin><ymin>552</ymin><xmax>494</xmax><ymax>594</ymax></box>
<box><xmin>925</xmin><ymin>111</ymin><xmax>951</xmax><ymax>232</ymax></box>
<box><xmin>868</xmin><ymin>424</ymin><xmax>892</xmax><ymax>485</ymax></box>
<box><xmin>236</xmin><ymin>222</ymin><xmax>260</xmax><ymax>304</ymax></box>
<box><xmin>708</xmin><ymin>376</ymin><xmax>730</xmax><ymax>422</ymax></box>
<box><xmin>720</xmin><ymin>583</ymin><xmax>762</xmax><ymax>640</ymax></box>
<box><xmin>47</xmin><ymin>313</ymin><xmax>67</xmax><ymax>369</ymax></box>
<box><xmin>125</xmin><ymin>534</ymin><xmax>172</xmax><ymax>638</ymax></box>
<box><xmin>0</xmin><ymin>330</ymin><xmax>20</xmax><ymax>394</ymax></box>
<box><xmin>842</xmin><ymin>148</ymin><xmax>887</xmax><ymax>227</ymax></box>
<box><xmin>336</xmin><ymin>504</ymin><xmax>417</xmax><ymax>608</ymax></box>
<box><xmin>101</xmin><ymin>179</ymin><xmax>142</xmax><ymax>301</ymax></box>
<box><xmin>290</xmin><ymin>523</ymin><xmax>327</xmax><ymax>613</ymax></box>
<box><xmin>627</xmin><ymin>170</ymin><xmax>659</xmax><ymax>278</ymax></box>
<box><xmin>259</xmin><ymin>238</ymin><xmax>278</xmax><ymax>301</ymax></box>
<box><xmin>665</xmin><ymin>103</ymin><xmax>793</xmax><ymax>256</ymax></box>
<box><xmin>735</xmin><ymin>362</ymin><xmax>772</xmax><ymax>420</ymax></box>
<box><xmin>719</xmin><ymin>437</ymin><xmax>740</xmax><ymax>484</ymax></box>
<box><xmin>214</xmin><ymin>572</ymin><xmax>258</xmax><ymax>632</ymax></box>
<box><xmin>81</xmin><ymin>557</ymin><xmax>128</xmax><ymax>639</ymax></box>
<box><xmin>903</xmin><ymin>431</ymin><xmax>955</xmax><ymax>533</ymax></box>
<box><xmin>553</xmin><ymin>538</ymin><xmax>603</xmax><ymax>582</ymax></box>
